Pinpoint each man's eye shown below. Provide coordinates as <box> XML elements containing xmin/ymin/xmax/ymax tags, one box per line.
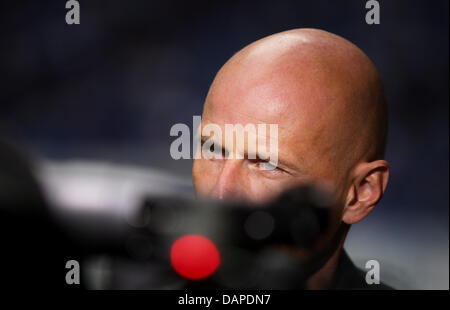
<box><xmin>258</xmin><ymin>161</ymin><xmax>279</xmax><ymax>171</ymax></box>
<box><xmin>209</xmin><ymin>144</ymin><xmax>218</xmax><ymax>153</ymax></box>
<box><xmin>249</xmin><ymin>160</ymin><xmax>282</xmax><ymax>172</ymax></box>
<box><xmin>206</xmin><ymin>144</ymin><xmax>225</xmax><ymax>158</ymax></box>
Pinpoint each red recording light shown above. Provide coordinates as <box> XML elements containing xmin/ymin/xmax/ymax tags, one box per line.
<box><xmin>170</xmin><ymin>234</ymin><xmax>220</xmax><ymax>280</ymax></box>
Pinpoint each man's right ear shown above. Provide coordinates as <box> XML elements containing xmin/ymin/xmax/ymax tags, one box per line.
<box><xmin>342</xmin><ymin>160</ymin><xmax>389</xmax><ymax>225</ymax></box>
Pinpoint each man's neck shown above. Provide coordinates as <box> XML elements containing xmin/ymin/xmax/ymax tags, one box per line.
<box><xmin>305</xmin><ymin>227</ymin><xmax>348</xmax><ymax>290</ymax></box>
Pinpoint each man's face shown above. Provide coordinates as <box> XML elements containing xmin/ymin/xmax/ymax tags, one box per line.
<box><xmin>192</xmin><ymin>46</ymin><xmax>351</xmax><ymax>207</ymax></box>
<box><xmin>191</xmin><ymin>31</ymin><xmax>389</xmax><ymax>287</ymax></box>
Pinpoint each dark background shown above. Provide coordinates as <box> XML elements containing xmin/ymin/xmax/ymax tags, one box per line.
<box><xmin>0</xmin><ymin>0</ymin><xmax>448</xmax><ymax>289</ymax></box>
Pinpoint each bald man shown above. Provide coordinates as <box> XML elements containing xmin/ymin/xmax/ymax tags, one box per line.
<box><xmin>192</xmin><ymin>28</ymin><xmax>391</xmax><ymax>289</ymax></box>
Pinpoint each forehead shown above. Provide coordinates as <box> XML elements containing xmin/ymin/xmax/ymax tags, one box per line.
<box><xmin>201</xmin><ymin>53</ymin><xmax>349</xmax><ymax>178</ymax></box>
<box><xmin>204</xmin><ymin>43</ymin><xmax>348</xmax><ymax>128</ymax></box>
<box><xmin>204</xmin><ymin>60</ymin><xmax>337</xmax><ymax>143</ymax></box>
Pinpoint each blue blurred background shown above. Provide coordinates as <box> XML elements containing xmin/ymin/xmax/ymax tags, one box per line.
<box><xmin>0</xmin><ymin>0</ymin><xmax>448</xmax><ymax>289</ymax></box>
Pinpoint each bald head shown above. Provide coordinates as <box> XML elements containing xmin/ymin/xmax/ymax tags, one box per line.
<box><xmin>209</xmin><ymin>29</ymin><xmax>387</xmax><ymax>170</ymax></box>
<box><xmin>193</xmin><ymin>28</ymin><xmax>389</xmax><ymax>210</ymax></box>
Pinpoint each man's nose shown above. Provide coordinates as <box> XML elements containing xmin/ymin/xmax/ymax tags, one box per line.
<box><xmin>209</xmin><ymin>160</ymin><xmax>245</xmax><ymax>201</ymax></box>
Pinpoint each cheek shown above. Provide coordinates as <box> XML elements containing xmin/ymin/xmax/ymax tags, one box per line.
<box><xmin>245</xmin><ymin>176</ymin><xmax>294</xmax><ymax>204</ymax></box>
<box><xmin>250</xmin><ymin>175</ymin><xmax>329</xmax><ymax>204</ymax></box>
<box><xmin>192</xmin><ymin>159</ymin><xmax>219</xmax><ymax>195</ymax></box>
